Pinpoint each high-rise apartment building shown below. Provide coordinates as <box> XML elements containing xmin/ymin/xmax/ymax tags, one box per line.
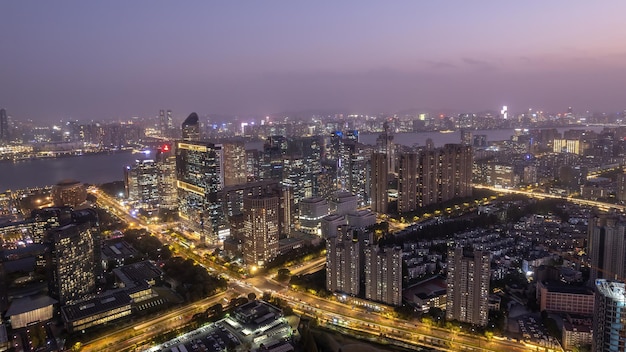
<box><xmin>588</xmin><ymin>215</ymin><xmax>626</xmax><ymax>283</ymax></box>
<box><xmin>45</xmin><ymin>209</ymin><xmax>100</xmax><ymax>304</ymax></box>
<box><xmin>0</xmin><ymin>108</ymin><xmax>9</xmax><ymax>142</ymax></box>
<box><xmin>243</xmin><ymin>195</ymin><xmax>280</xmax><ymax>267</ymax></box>
<box><xmin>370</xmin><ymin>152</ymin><xmax>388</xmax><ymax>213</ymax></box>
<box><xmin>364</xmin><ymin>245</ymin><xmax>402</xmax><ymax>306</ymax></box>
<box><xmin>418</xmin><ymin>144</ymin><xmax>472</xmax><ymax>207</ymax></box>
<box><xmin>326</xmin><ymin>227</ymin><xmax>360</xmax><ymax>296</ymax></box>
<box><xmin>176</xmin><ymin>140</ymin><xmax>223</xmax><ymax>243</ymax></box>
<box><xmin>446</xmin><ymin>247</ymin><xmax>490</xmax><ymax>326</ymax></box>
<box><xmin>593</xmin><ymin>279</ymin><xmax>626</xmax><ymax>351</ymax></box>
<box><xmin>182</xmin><ymin>112</ymin><xmax>200</xmax><ymax>141</ymax></box>
<box><xmin>397</xmin><ymin>152</ymin><xmax>418</xmax><ymax>213</ymax></box>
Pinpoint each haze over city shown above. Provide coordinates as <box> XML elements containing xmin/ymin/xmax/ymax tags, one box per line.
<box><xmin>2</xmin><ymin>1</ymin><xmax>626</xmax><ymax>122</ymax></box>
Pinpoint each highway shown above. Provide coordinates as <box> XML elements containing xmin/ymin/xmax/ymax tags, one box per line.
<box><xmin>87</xmin><ymin>187</ymin><xmax>562</xmax><ymax>352</ymax></box>
<box><xmin>474</xmin><ymin>184</ymin><xmax>625</xmax><ymax>212</ymax></box>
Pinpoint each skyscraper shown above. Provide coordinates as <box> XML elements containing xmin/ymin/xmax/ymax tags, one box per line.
<box><xmin>446</xmin><ymin>247</ymin><xmax>490</xmax><ymax>326</ymax></box>
<box><xmin>124</xmin><ymin>157</ymin><xmax>160</xmax><ymax>209</ymax></box>
<box><xmin>0</xmin><ymin>108</ymin><xmax>9</xmax><ymax>142</ymax></box>
<box><xmin>326</xmin><ymin>226</ymin><xmax>360</xmax><ymax>296</ymax></box>
<box><xmin>159</xmin><ymin>109</ymin><xmax>174</xmax><ymax>138</ymax></box>
<box><xmin>364</xmin><ymin>245</ymin><xmax>402</xmax><ymax>306</ymax></box>
<box><xmin>45</xmin><ymin>209</ymin><xmax>100</xmax><ymax>304</ymax></box>
<box><xmin>397</xmin><ymin>152</ymin><xmax>418</xmax><ymax>213</ymax></box>
<box><xmin>588</xmin><ymin>215</ymin><xmax>626</xmax><ymax>283</ymax></box>
<box><xmin>176</xmin><ymin>140</ymin><xmax>223</xmax><ymax>243</ymax></box>
<box><xmin>370</xmin><ymin>152</ymin><xmax>388</xmax><ymax>213</ymax></box>
<box><xmin>243</xmin><ymin>195</ymin><xmax>280</xmax><ymax>267</ymax></box>
<box><xmin>156</xmin><ymin>144</ymin><xmax>177</xmax><ymax>210</ymax></box>
<box><xmin>593</xmin><ymin>279</ymin><xmax>626</xmax><ymax>351</ymax></box>
<box><xmin>222</xmin><ymin>140</ymin><xmax>248</xmax><ymax>186</ymax></box>
<box><xmin>181</xmin><ymin>112</ymin><xmax>200</xmax><ymax>141</ymax></box>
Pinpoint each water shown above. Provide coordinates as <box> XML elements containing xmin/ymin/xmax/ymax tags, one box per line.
<box><xmin>0</xmin><ymin>151</ymin><xmax>138</xmax><ymax>191</ymax></box>
<box><xmin>0</xmin><ymin>126</ymin><xmax>609</xmax><ymax>191</ymax></box>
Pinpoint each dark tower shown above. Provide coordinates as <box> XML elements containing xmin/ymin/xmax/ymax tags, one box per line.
<box><xmin>182</xmin><ymin>112</ymin><xmax>200</xmax><ymax>141</ymax></box>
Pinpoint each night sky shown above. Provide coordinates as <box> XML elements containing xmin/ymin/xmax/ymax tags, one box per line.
<box><xmin>2</xmin><ymin>1</ymin><xmax>626</xmax><ymax>121</ymax></box>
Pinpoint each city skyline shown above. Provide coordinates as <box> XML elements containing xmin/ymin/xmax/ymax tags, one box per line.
<box><xmin>2</xmin><ymin>1</ymin><xmax>626</xmax><ymax>121</ymax></box>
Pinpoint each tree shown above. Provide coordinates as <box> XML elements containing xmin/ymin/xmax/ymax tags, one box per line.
<box><xmin>276</xmin><ymin>268</ymin><xmax>291</xmax><ymax>282</ymax></box>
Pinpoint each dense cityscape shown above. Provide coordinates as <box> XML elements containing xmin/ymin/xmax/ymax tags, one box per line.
<box><xmin>2</xmin><ymin>105</ymin><xmax>626</xmax><ymax>352</ymax></box>
<box><xmin>3</xmin><ymin>2</ymin><xmax>626</xmax><ymax>352</ymax></box>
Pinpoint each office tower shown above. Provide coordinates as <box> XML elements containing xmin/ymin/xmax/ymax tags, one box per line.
<box><xmin>176</xmin><ymin>140</ymin><xmax>223</xmax><ymax>243</ymax></box>
<box><xmin>593</xmin><ymin>279</ymin><xmax>626</xmax><ymax>351</ymax></box>
<box><xmin>0</xmin><ymin>108</ymin><xmax>8</xmax><ymax>142</ymax></box>
<box><xmin>364</xmin><ymin>245</ymin><xmax>402</xmax><ymax>306</ymax></box>
<box><xmin>31</xmin><ymin>207</ymin><xmax>74</xmax><ymax>244</ymax></box>
<box><xmin>588</xmin><ymin>215</ymin><xmax>626</xmax><ymax>283</ymax></box>
<box><xmin>397</xmin><ymin>152</ymin><xmax>418</xmax><ymax>213</ymax></box>
<box><xmin>260</xmin><ymin>136</ymin><xmax>288</xmax><ymax>180</ymax></box>
<box><xmin>222</xmin><ymin>140</ymin><xmax>248</xmax><ymax>187</ymax></box>
<box><xmin>45</xmin><ymin>209</ymin><xmax>100</xmax><ymax>304</ymax></box>
<box><xmin>446</xmin><ymin>247</ymin><xmax>490</xmax><ymax>326</ymax></box>
<box><xmin>182</xmin><ymin>112</ymin><xmax>200</xmax><ymax>141</ymax></box>
<box><xmin>243</xmin><ymin>195</ymin><xmax>280</xmax><ymax>267</ymax></box>
<box><xmin>159</xmin><ymin>109</ymin><xmax>174</xmax><ymax>138</ymax></box>
<box><xmin>370</xmin><ymin>152</ymin><xmax>388</xmax><ymax>213</ymax></box>
<box><xmin>418</xmin><ymin>144</ymin><xmax>472</xmax><ymax>207</ymax></box>
<box><xmin>156</xmin><ymin>144</ymin><xmax>177</xmax><ymax>210</ymax></box>
<box><xmin>326</xmin><ymin>227</ymin><xmax>360</xmax><ymax>296</ymax></box>
<box><xmin>124</xmin><ymin>158</ymin><xmax>160</xmax><ymax>209</ymax></box>
<box><xmin>298</xmin><ymin>197</ymin><xmax>329</xmax><ymax>235</ymax></box>
<box><xmin>51</xmin><ymin>179</ymin><xmax>87</xmax><ymax>208</ymax></box>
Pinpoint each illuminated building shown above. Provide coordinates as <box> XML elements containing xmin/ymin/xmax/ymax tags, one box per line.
<box><xmin>182</xmin><ymin>112</ymin><xmax>200</xmax><ymax>141</ymax></box>
<box><xmin>46</xmin><ymin>209</ymin><xmax>100</xmax><ymax>304</ymax></box>
<box><xmin>243</xmin><ymin>195</ymin><xmax>280</xmax><ymax>267</ymax></box>
<box><xmin>418</xmin><ymin>144</ymin><xmax>472</xmax><ymax>207</ymax></box>
<box><xmin>298</xmin><ymin>197</ymin><xmax>329</xmax><ymax>235</ymax></box>
<box><xmin>31</xmin><ymin>207</ymin><xmax>73</xmax><ymax>243</ymax></box>
<box><xmin>158</xmin><ymin>109</ymin><xmax>174</xmax><ymax>138</ymax></box>
<box><xmin>537</xmin><ymin>282</ymin><xmax>594</xmax><ymax>315</ymax></box>
<box><xmin>5</xmin><ymin>296</ymin><xmax>56</xmax><ymax>329</ymax></box>
<box><xmin>0</xmin><ymin>108</ymin><xmax>8</xmax><ymax>142</ymax></box>
<box><xmin>320</xmin><ymin>213</ymin><xmax>346</xmax><ymax>239</ymax></box>
<box><xmin>222</xmin><ymin>140</ymin><xmax>248</xmax><ymax>186</ymax></box>
<box><xmin>397</xmin><ymin>152</ymin><xmax>418</xmax><ymax>213</ymax></box>
<box><xmin>588</xmin><ymin>215</ymin><xmax>626</xmax><ymax>283</ymax></box>
<box><xmin>51</xmin><ymin>179</ymin><xmax>87</xmax><ymax>208</ymax></box>
<box><xmin>553</xmin><ymin>139</ymin><xmax>582</xmax><ymax>154</ymax></box>
<box><xmin>326</xmin><ymin>227</ymin><xmax>360</xmax><ymax>296</ymax></box>
<box><xmin>446</xmin><ymin>247</ymin><xmax>490</xmax><ymax>326</ymax></box>
<box><xmin>176</xmin><ymin>140</ymin><xmax>223</xmax><ymax>243</ymax></box>
<box><xmin>593</xmin><ymin>279</ymin><xmax>626</xmax><ymax>351</ymax></box>
<box><xmin>370</xmin><ymin>152</ymin><xmax>388</xmax><ymax>213</ymax></box>
<box><xmin>124</xmin><ymin>157</ymin><xmax>159</xmax><ymax>209</ymax></box>
<box><xmin>156</xmin><ymin>144</ymin><xmax>177</xmax><ymax>210</ymax></box>
<box><xmin>329</xmin><ymin>190</ymin><xmax>358</xmax><ymax>216</ymax></box>
<box><xmin>364</xmin><ymin>245</ymin><xmax>402</xmax><ymax>306</ymax></box>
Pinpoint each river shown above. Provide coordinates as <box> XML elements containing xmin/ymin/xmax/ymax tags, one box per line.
<box><xmin>0</xmin><ymin>126</ymin><xmax>607</xmax><ymax>191</ymax></box>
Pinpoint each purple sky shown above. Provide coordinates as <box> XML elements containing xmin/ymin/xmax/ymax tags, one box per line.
<box><xmin>2</xmin><ymin>1</ymin><xmax>626</xmax><ymax>122</ymax></box>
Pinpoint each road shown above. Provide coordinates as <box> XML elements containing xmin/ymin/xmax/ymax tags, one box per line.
<box><xmin>87</xmin><ymin>186</ymin><xmax>561</xmax><ymax>352</ymax></box>
<box><xmin>474</xmin><ymin>184</ymin><xmax>625</xmax><ymax>212</ymax></box>
<box><xmin>81</xmin><ymin>292</ymin><xmax>228</xmax><ymax>352</ymax></box>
